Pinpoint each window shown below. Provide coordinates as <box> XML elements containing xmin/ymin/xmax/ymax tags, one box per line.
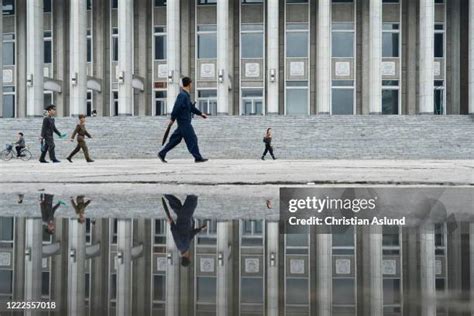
<box><xmin>241</xmin><ymin>89</ymin><xmax>263</xmax><ymax>115</ymax></box>
<box><xmin>197</xmin><ymin>90</ymin><xmax>217</xmax><ymax>115</ymax></box>
<box><xmin>286</xmin><ymin>23</ymin><xmax>308</xmax><ymax>58</ymax></box>
<box><xmin>44</xmin><ymin>92</ymin><xmax>53</xmax><ymax>109</ymax></box>
<box><xmin>111</xmin><ymin>0</ymin><xmax>118</xmax><ymax>9</ymax></box>
<box><xmin>87</xmin><ymin>0</ymin><xmax>92</xmax><ymax>10</ymax></box>
<box><xmin>44</xmin><ymin>32</ymin><xmax>52</xmax><ymax>64</ymax></box>
<box><xmin>197</xmin><ymin>25</ymin><xmax>217</xmax><ymax>59</ymax></box>
<box><xmin>87</xmin><ymin>30</ymin><xmax>92</xmax><ymax>63</ymax></box>
<box><xmin>112</xmin><ymin>28</ymin><xmax>118</xmax><ymax>62</ymax></box>
<box><xmin>382</xmin><ymin>23</ymin><xmax>399</xmax><ymax>58</ymax></box>
<box><xmin>382</xmin><ymin>90</ymin><xmax>399</xmax><ymax>115</ymax></box>
<box><xmin>3</xmin><ymin>34</ymin><xmax>15</xmax><ymax>66</ymax></box>
<box><xmin>86</xmin><ymin>91</ymin><xmax>93</xmax><ymax>116</ymax></box>
<box><xmin>0</xmin><ymin>218</ymin><xmax>13</xmax><ymax>241</ymax></box>
<box><xmin>112</xmin><ymin>91</ymin><xmax>118</xmax><ymax>116</ymax></box>
<box><xmin>242</xmin><ymin>0</ymin><xmax>263</xmax><ymax>3</ymax></box>
<box><xmin>434</xmin><ymin>24</ymin><xmax>444</xmax><ymax>58</ymax></box>
<box><xmin>154</xmin><ymin>0</ymin><xmax>166</xmax><ymax>6</ymax></box>
<box><xmin>241</xmin><ymin>24</ymin><xmax>263</xmax><ymax>59</ymax></box>
<box><xmin>286</xmin><ymin>83</ymin><xmax>308</xmax><ymax>115</ymax></box>
<box><xmin>2</xmin><ymin>0</ymin><xmax>15</xmax><ymax>15</ymax></box>
<box><xmin>332</xmin><ymin>80</ymin><xmax>354</xmax><ymax>115</ymax></box>
<box><xmin>155</xmin><ymin>91</ymin><xmax>167</xmax><ymax>116</ymax></box>
<box><xmin>154</xmin><ymin>27</ymin><xmax>167</xmax><ymax>60</ymax></box>
<box><xmin>0</xmin><ymin>270</ymin><xmax>13</xmax><ymax>294</ymax></box>
<box><xmin>434</xmin><ymin>80</ymin><xmax>444</xmax><ymax>115</ymax></box>
<box><xmin>3</xmin><ymin>87</ymin><xmax>15</xmax><ymax>118</ymax></box>
<box><xmin>332</xmin><ymin>22</ymin><xmax>354</xmax><ymax>58</ymax></box>
<box><xmin>44</xmin><ymin>0</ymin><xmax>52</xmax><ymax>13</ymax></box>
<box><xmin>198</xmin><ymin>0</ymin><xmax>217</xmax><ymax>4</ymax></box>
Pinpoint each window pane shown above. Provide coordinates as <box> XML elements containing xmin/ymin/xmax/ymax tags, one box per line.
<box><xmin>113</xmin><ymin>37</ymin><xmax>118</xmax><ymax>61</ymax></box>
<box><xmin>87</xmin><ymin>38</ymin><xmax>92</xmax><ymax>62</ymax></box>
<box><xmin>333</xmin><ymin>279</ymin><xmax>355</xmax><ymax>305</ymax></box>
<box><xmin>241</xmin><ymin>278</ymin><xmax>263</xmax><ymax>303</ymax></box>
<box><xmin>0</xmin><ymin>218</ymin><xmax>13</xmax><ymax>240</ymax></box>
<box><xmin>196</xmin><ymin>277</ymin><xmax>216</xmax><ymax>303</ymax></box>
<box><xmin>0</xmin><ymin>270</ymin><xmax>12</xmax><ymax>294</ymax></box>
<box><xmin>241</xmin><ymin>33</ymin><xmax>263</xmax><ymax>58</ymax></box>
<box><xmin>382</xmin><ymin>32</ymin><xmax>399</xmax><ymax>57</ymax></box>
<box><xmin>3</xmin><ymin>42</ymin><xmax>15</xmax><ymax>65</ymax></box>
<box><xmin>44</xmin><ymin>0</ymin><xmax>52</xmax><ymax>12</ymax></box>
<box><xmin>198</xmin><ymin>33</ymin><xmax>217</xmax><ymax>59</ymax></box>
<box><xmin>155</xmin><ymin>35</ymin><xmax>167</xmax><ymax>60</ymax></box>
<box><xmin>2</xmin><ymin>0</ymin><xmax>15</xmax><ymax>15</ymax></box>
<box><xmin>153</xmin><ymin>275</ymin><xmax>166</xmax><ymax>300</ymax></box>
<box><xmin>434</xmin><ymin>33</ymin><xmax>444</xmax><ymax>58</ymax></box>
<box><xmin>382</xmin><ymin>90</ymin><xmax>399</xmax><ymax>114</ymax></box>
<box><xmin>332</xmin><ymin>89</ymin><xmax>354</xmax><ymax>114</ymax></box>
<box><xmin>286</xmin><ymin>32</ymin><xmax>308</xmax><ymax>58</ymax></box>
<box><xmin>286</xmin><ymin>279</ymin><xmax>309</xmax><ymax>304</ymax></box>
<box><xmin>2</xmin><ymin>94</ymin><xmax>15</xmax><ymax>118</ymax></box>
<box><xmin>332</xmin><ymin>32</ymin><xmax>354</xmax><ymax>57</ymax></box>
<box><xmin>286</xmin><ymin>88</ymin><xmax>308</xmax><ymax>114</ymax></box>
<box><xmin>383</xmin><ymin>279</ymin><xmax>401</xmax><ymax>304</ymax></box>
<box><xmin>44</xmin><ymin>40</ymin><xmax>52</xmax><ymax>64</ymax></box>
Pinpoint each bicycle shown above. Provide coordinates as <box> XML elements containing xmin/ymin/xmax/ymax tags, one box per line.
<box><xmin>1</xmin><ymin>143</ymin><xmax>32</xmax><ymax>161</ymax></box>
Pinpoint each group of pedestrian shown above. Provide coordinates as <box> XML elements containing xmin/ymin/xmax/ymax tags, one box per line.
<box><xmin>24</xmin><ymin>76</ymin><xmax>276</xmax><ymax>164</ymax></box>
<box><xmin>38</xmin><ymin>105</ymin><xmax>94</xmax><ymax>163</ymax></box>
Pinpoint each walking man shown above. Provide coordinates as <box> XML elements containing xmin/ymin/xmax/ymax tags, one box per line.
<box><xmin>158</xmin><ymin>77</ymin><xmax>208</xmax><ymax>163</ymax></box>
<box><xmin>66</xmin><ymin>114</ymin><xmax>94</xmax><ymax>163</ymax></box>
<box><xmin>39</xmin><ymin>105</ymin><xmax>64</xmax><ymax>163</ymax></box>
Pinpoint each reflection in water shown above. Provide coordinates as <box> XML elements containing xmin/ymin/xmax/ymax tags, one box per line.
<box><xmin>0</xmin><ymin>194</ymin><xmax>472</xmax><ymax>315</ymax></box>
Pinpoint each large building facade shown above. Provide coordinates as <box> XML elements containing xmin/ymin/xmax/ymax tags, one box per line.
<box><xmin>1</xmin><ymin>0</ymin><xmax>474</xmax><ymax>118</ymax></box>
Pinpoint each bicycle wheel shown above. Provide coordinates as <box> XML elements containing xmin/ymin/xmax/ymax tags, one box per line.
<box><xmin>20</xmin><ymin>149</ymin><xmax>32</xmax><ymax>161</ymax></box>
<box><xmin>0</xmin><ymin>150</ymin><xmax>13</xmax><ymax>161</ymax></box>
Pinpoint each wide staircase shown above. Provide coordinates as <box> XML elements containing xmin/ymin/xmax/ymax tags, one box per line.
<box><xmin>1</xmin><ymin>115</ymin><xmax>473</xmax><ymax>160</ymax></box>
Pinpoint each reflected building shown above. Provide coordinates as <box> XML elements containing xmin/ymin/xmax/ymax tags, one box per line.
<box><xmin>0</xmin><ymin>216</ymin><xmax>473</xmax><ymax>315</ymax></box>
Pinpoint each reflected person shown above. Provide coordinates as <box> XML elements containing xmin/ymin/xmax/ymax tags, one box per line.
<box><xmin>71</xmin><ymin>195</ymin><xmax>92</xmax><ymax>224</ymax></box>
<box><xmin>40</xmin><ymin>194</ymin><xmax>65</xmax><ymax>235</ymax></box>
<box><xmin>162</xmin><ymin>195</ymin><xmax>207</xmax><ymax>267</ymax></box>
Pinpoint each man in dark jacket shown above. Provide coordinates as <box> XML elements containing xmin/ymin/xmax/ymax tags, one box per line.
<box><xmin>162</xmin><ymin>194</ymin><xmax>207</xmax><ymax>267</ymax></box>
<box><xmin>40</xmin><ymin>194</ymin><xmax>64</xmax><ymax>235</ymax></box>
<box><xmin>39</xmin><ymin>105</ymin><xmax>64</xmax><ymax>163</ymax></box>
<box><xmin>158</xmin><ymin>77</ymin><xmax>208</xmax><ymax>163</ymax></box>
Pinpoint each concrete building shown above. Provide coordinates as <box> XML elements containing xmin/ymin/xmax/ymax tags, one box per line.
<box><xmin>0</xmin><ymin>216</ymin><xmax>472</xmax><ymax>315</ymax></box>
<box><xmin>1</xmin><ymin>0</ymin><xmax>474</xmax><ymax>118</ymax></box>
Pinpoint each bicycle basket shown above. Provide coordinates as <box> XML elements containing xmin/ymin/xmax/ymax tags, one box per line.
<box><xmin>5</xmin><ymin>144</ymin><xmax>12</xmax><ymax>150</ymax></box>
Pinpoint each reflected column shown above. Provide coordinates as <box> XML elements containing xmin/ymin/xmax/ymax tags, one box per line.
<box><xmin>361</xmin><ymin>226</ymin><xmax>383</xmax><ymax>315</ymax></box>
<box><xmin>24</xmin><ymin>219</ymin><xmax>43</xmax><ymax>304</ymax></box>
<box><xmin>316</xmin><ymin>233</ymin><xmax>332</xmax><ymax>316</ymax></box>
<box><xmin>116</xmin><ymin>219</ymin><xmax>133</xmax><ymax>316</ymax></box>
<box><xmin>166</xmin><ymin>222</ymin><xmax>179</xmax><ymax>316</ymax></box>
<box><xmin>420</xmin><ymin>223</ymin><xmax>436</xmax><ymax>316</ymax></box>
<box><xmin>67</xmin><ymin>219</ymin><xmax>86</xmax><ymax>315</ymax></box>
<box><xmin>216</xmin><ymin>221</ymin><xmax>231</xmax><ymax>316</ymax></box>
<box><xmin>267</xmin><ymin>222</ymin><xmax>279</xmax><ymax>316</ymax></box>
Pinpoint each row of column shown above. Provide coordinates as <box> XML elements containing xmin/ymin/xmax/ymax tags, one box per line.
<box><xmin>16</xmin><ymin>0</ymin><xmax>474</xmax><ymax>117</ymax></box>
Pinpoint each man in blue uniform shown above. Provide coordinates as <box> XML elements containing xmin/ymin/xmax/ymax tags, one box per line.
<box><xmin>158</xmin><ymin>77</ymin><xmax>208</xmax><ymax>163</ymax></box>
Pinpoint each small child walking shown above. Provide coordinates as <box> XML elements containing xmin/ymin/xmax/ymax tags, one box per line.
<box><xmin>261</xmin><ymin>128</ymin><xmax>276</xmax><ymax>160</ymax></box>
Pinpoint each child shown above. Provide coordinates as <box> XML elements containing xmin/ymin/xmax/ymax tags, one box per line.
<box><xmin>67</xmin><ymin>114</ymin><xmax>94</xmax><ymax>163</ymax></box>
<box><xmin>15</xmin><ymin>132</ymin><xmax>25</xmax><ymax>157</ymax></box>
<box><xmin>261</xmin><ymin>128</ymin><xmax>276</xmax><ymax>160</ymax></box>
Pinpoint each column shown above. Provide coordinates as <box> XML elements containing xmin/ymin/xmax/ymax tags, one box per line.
<box><xmin>267</xmin><ymin>0</ymin><xmax>279</xmax><ymax>114</ymax></box>
<box><xmin>69</xmin><ymin>0</ymin><xmax>88</xmax><ymax>116</ymax></box>
<box><xmin>368</xmin><ymin>227</ymin><xmax>383</xmax><ymax>315</ymax></box>
<box><xmin>419</xmin><ymin>0</ymin><xmax>435</xmax><ymax>114</ymax></box>
<box><xmin>469</xmin><ymin>0</ymin><xmax>474</xmax><ymax>114</ymax></box>
<box><xmin>24</xmin><ymin>219</ymin><xmax>43</xmax><ymax>302</ymax></box>
<box><xmin>317</xmin><ymin>0</ymin><xmax>331</xmax><ymax>114</ymax></box>
<box><xmin>117</xmin><ymin>0</ymin><xmax>134</xmax><ymax>115</ymax></box>
<box><xmin>116</xmin><ymin>219</ymin><xmax>133</xmax><ymax>316</ymax></box>
<box><xmin>316</xmin><ymin>234</ymin><xmax>332</xmax><ymax>316</ymax></box>
<box><xmin>217</xmin><ymin>0</ymin><xmax>229</xmax><ymax>114</ymax></box>
<box><xmin>369</xmin><ymin>0</ymin><xmax>382</xmax><ymax>114</ymax></box>
<box><xmin>267</xmin><ymin>222</ymin><xmax>279</xmax><ymax>316</ymax></box>
<box><xmin>26</xmin><ymin>0</ymin><xmax>44</xmax><ymax>117</ymax></box>
<box><xmin>420</xmin><ymin>224</ymin><xmax>436</xmax><ymax>316</ymax></box>
<box><xmin>166</xmin><ymin>0</ymin><xmax>180</xmax><ymax>113</ymax></box>
<box><xmin>67</xmin><ymin>220</ymin><xmax>86</xmax><ymax>315</ymax></box>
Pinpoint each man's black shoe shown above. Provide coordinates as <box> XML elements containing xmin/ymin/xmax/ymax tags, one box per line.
<box><xmin>52</xmin><ymin>160</ymin><xmax>61</xmax><ymax>163</ymax></box>
<box><xmin>66</xmin><ymin>157</ymin><xmax>72</xmax><ymax>163</ymax></box>
<box><xmin>87</xmin><ymin>159</ymin><xmax>95</xmax><ymax>163</ymax></box>
<box><xmin>158</xmin><ymin>153</ymin><xmax>167</xmax><ymax>163</ymax></box>
<box><xmin>39</xmin><ymin>160</ymin><xmax>49</xmax><ymax>163</ymax></box>
<box><xmin>195</xmin><ymin>158</ymin><xmax>208</xmax><ymax>163</ymax></box>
